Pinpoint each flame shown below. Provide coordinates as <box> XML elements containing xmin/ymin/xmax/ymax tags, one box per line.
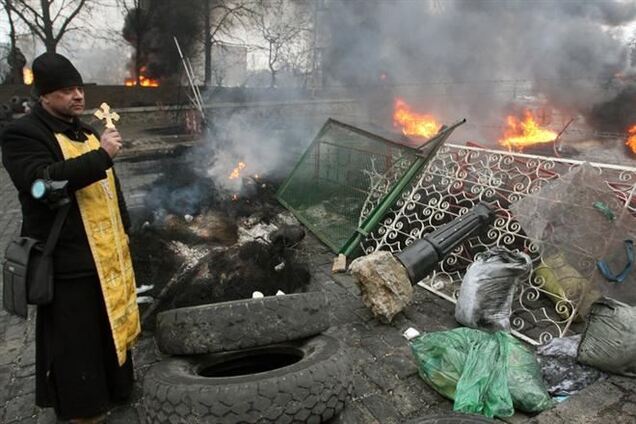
<box><xmin>228</xmin><ymin>161</ymin><xmax>246</xmax><ymax>180</ymax></box>
<box><xmin>23</xmin><ymin>67</ymin><xmax>33</xmax><ymax>85</ymax></box>
<box><xmin>232</xmin><ymin>194</ymin><xmax>238</xmax><ymax>201</ymax></box>
<box><xmin>124</xmin><ymin>66</ymin><xmax>159</xmax><ymax>87</ymax></box>
<box><xmin>498</xmin><ymin>110</ymin><xmax>557</xmax><ymax>150</ymax></box>
<box><xmin>393</xmin><ymin>98</ymin><xmax>440</xmax><ymax>138</ymax></box>
<box><xmin>627</xmin><ymin>125</ymin><xmax>636</xmax><ymax>154</ymax></box>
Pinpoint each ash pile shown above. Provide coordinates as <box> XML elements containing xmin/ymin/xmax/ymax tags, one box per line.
<box><xmin>128</xmin><ymin>149</ymin><xmax>311</xmax><ymax>326</ymax></box>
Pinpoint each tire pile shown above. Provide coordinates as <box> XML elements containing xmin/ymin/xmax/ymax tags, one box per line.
<box><xmin>0</xmin><ymin>96</ymin><xmax>32</xmax><ymax>129</ymax></box>
<box><xmin>143</xmin><ymin>291</ymin><xmax>354</xmax><ymax>423</ymax></box>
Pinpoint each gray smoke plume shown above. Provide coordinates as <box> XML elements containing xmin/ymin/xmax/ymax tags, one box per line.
<box><xmin>123</xmin><ymin>0</ymin><xmax>202</xmax><ymax>81</ymax></box>
<box><xmin>322</xmin><ymin>0</ymin><xmax>635</xmax><ymax>135</ymax></box>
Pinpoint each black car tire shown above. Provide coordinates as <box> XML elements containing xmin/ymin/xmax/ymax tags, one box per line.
<box><xmin>143</xmin><ymin>334</ymin><xmax>353</xmax><ymax>423</ymax></box>
<box><xmin>156</xmin><ymin>291</ymin><xmax>330</xmax><ymax>355</ymax></box>
<box><xmin>405</xmin><ymin>413</ymin><xmax>497</xmax><ymax>423</ymax></box>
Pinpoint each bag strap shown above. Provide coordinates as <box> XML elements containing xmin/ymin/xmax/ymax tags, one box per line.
<box><xmin>597</xmin><ymin>240</ymin><xmax>634</xmax><ymax>283</ymax></box>
<box><xmin>41</xmin><ymin>203</ymin><xmax>71</xmax><ymax>257</ymax></box>
<box><xmin>40</xmin><ymin>166</ymin><xmax>71</xmax><ymax>257</ymax></box>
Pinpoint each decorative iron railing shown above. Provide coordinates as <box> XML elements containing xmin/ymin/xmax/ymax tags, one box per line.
<box><xmin>360</xmin><ymin>143</ymin><xmax>635</xmax><ymax>345</ymax></box>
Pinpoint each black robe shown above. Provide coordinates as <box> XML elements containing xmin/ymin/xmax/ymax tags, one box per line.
<box><xmin>1</xmin><ymin>104</ymin><xmax>134</xmax><ymax>419</ymax></box>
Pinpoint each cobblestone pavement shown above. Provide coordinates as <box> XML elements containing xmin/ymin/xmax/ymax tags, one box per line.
<box><xmin>1</xmin><ymin>140</ymin><xmax>635</xmax><ymax>423</ymax></box>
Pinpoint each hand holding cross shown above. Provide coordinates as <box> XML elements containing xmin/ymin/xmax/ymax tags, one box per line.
<box><xmin>94</xmin><ymin>102</ymin><xmax>123</xmax><ymax>158</ymax></box>
<box><xmin>94</xmin><ymin>102</ymin><xmax>120</xmax><ymax>129</ymax></box>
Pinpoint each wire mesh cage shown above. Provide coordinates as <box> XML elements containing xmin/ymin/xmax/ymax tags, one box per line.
<box><xmin>276</xmin><ymin>119</ymin><xmax>418</xmax><ymax>253</ymax></box>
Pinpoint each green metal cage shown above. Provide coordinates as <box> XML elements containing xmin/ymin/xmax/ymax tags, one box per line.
<box><xmin>276</xmin><ymin>119</ymin><xmax>419</xmax><ymax>253</ymax></box>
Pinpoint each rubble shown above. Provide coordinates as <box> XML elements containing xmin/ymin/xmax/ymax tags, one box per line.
<box><xmin>349</xmin><ymin>250</ymin><xmax>413</xmax><ymax>322</ymax></box>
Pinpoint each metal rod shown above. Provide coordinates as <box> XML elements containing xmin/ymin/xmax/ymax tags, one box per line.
<box><xmin>174</xmin><ymin>37</ymin><xmax>204</xmax><ymax>115</ymax></box>
<box><xmin>340</xmin><ymin>119</ymin><xmax>466</xmax><ymax>257</ymax></box>
<box><xmin>553</xmin><ymin>117</ymin><xmax>575</xmax><ymax>157</ymax></box>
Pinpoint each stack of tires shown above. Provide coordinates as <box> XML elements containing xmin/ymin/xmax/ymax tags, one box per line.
<box><xmin>0</xmin><ymin>96</ymin><xmax>32</xmax><ymax>130</ymax></box>
<box><xmin>143</xmin><ymin>291</ymin><xmax>353</xmax><ymax>423</ymax></box>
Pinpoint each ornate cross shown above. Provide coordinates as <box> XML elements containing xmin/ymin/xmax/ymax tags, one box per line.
<box><xmin>94</xmin><ymin>102</ymin><xmax>120</xmax><ymax>129</ymax></box>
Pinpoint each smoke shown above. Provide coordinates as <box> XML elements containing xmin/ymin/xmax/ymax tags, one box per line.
<box><xmin>200</xmin><ymin>104</ymin><xmax>324</xmax><ymax>193</ymax></box>
<box><xmin>323</xmin><ymin>0</ymin><xmax>635</xmax><ymax>134</ymax></box>
<box><xmin>123</xmin><ymin>0</ymin><xmax>202</xmax><ymax>81</ymax></box>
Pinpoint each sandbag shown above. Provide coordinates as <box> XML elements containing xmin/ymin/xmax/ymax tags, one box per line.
<box><xmin>410</xmin><ymin>328</ymin><xmax>553</xmax><ymax>418</ymax></box>
<box><xmin>455</xmin><ymin>248</ymin><xmax>532</xmax><ymax>331</ymax></box>
<box><xmin>577</xmin><ymin>297</ymin><xmax>636</xmax><ymax>377</ymax></box>
<box><xmin>534</xmin><ymin>253</ymin><xmax>602</xmax><ymax>320</ymax></box>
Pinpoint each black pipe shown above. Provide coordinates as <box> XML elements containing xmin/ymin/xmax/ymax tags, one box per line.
<box><xmin>395</xmin><ymin>202</ymin><xmax>496</xmax><ymax>284</ymax></box>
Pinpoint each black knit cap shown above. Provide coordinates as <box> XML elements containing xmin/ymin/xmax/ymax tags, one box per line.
<box><xmin>32</xmin><ymin>53</ymin><xmax>83</xmax><ymax>96</ymax></box>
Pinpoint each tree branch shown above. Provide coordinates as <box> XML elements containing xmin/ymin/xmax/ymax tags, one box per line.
<box><xmin>55</xmin><ymin>0</ymin><xmax>87</xmax><ymax>43</ymax></box>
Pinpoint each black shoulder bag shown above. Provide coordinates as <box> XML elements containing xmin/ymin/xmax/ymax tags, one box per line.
<box><xmin>2</xmin><ymin>198</ymin><xmax>70</xmax><ymax>319</ymax></box>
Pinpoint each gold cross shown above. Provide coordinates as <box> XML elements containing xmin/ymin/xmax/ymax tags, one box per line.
<box><xmin>104</xmin><ymin>272</ymin><xmax>120</xmax><ymax>286</ymax></box>
<box><xmin>94</xmin><ymin>102</ymin><xmax>120</xmax><ymax>129</ymax></box>
<box><xmin>100</xmin><ymin>180</ymin><xmax>113</xmax><ymax>199</ymax></box>
<box><xmin>92</xmin><ymin>221</ymin><xmax>111</xmax><ymax>236</ymax></box>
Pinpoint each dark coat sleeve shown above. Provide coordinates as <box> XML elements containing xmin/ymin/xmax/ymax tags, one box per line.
<box><xmin>1</xmin><ymin>122</ymin><xmax>113</xmax><ymax>193</ymax></box>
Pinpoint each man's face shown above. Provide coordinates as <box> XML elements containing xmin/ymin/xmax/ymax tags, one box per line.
<box><xmin>41</xmin><ymin>86</ymin><xmax>85</xmax><ymax>119</ymax></box>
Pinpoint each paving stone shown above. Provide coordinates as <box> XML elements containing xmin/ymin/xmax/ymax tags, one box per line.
<box><xmin>531</xmin><ymin>379</ymin><xmax>624</xmax><ymax>424</ymax></box>
<box><xmin>351</xmin><ymin>373</ymin><xmax>380</xmax><ymax>399</ymax></box>
<box><xmin>0</xmin><ymin>342</ymin><xmax>23</xmax><ymax>366</ymax></box>
<box><xmin>360</xmin><ymin>335</ymin><xmax>393</xmax><ymax>358</ymax></box>
<box><xmin>611</xmin><ymin>376</ymin><xmax>636</xmax><ymax>393</ymax></box>
<box><xmin>361</xmin><ymin>393</ymin><xmax>401</xmax><ymax>424</ymax></box>
<box><xmin>380</xmin><ymin>353</ymin><xmax>418</xmax><ymax>379</ymax></box>
<box><xmin>3</xmin><ymin>393</ymin><xmax>37</xmax><ymax>422</ymax></box>
<box><xmin>15</xmin><ymin>364</ymin><xmax>36</xmax><ymax>378</ymax></box>
<box><xmin>387</xmin><ymin>384</ymin><xmax>430</xmax><ymax>417</ymax></box>
<box><xmin>35</xmin><ymin>408</ymin><xmax>56</xmax><ymax>424</ymax></box>
<box><xmin>621</xmin><ymin>402</ymin><xmax>636</xmax><ymax>417</ymax></box>
<box><xmin>107</xmin><ymin>404</ymin><xmax>141</xmax><ymax>423</ymax></box>
<box><xmin>405</xmin><ymin>374</ymin><xmax>448</xmax><ymax>407</ymax></box>
<box><xmin>9</xmin><ymin>375</ymin><xmax>36</xmax><ymax>397</ymax></box>
<box><xmin>330</xmin><ymin>403</ymin><xmax>380</xmax><ymax>424</ymax></box>
<box><xmin>353</xmin><ymin>306</ymin><xmax>375</xmax><ymax>322</ymax></box>
<box><xmin>361</xmin><ymin>359</ymin><xmax>403</xmax><ymax>392</ymax></box>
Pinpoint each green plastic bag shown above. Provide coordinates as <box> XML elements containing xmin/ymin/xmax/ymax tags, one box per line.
<box><xmin>410</xmin><ymin>328</ymin><xmax>553</xmax><ymax>418</ymax></box>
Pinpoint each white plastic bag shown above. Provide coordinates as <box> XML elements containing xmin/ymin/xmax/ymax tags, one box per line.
<box><xmin>455</xmin><ymin>247</ymin><xmax>532</xmax><ymax>331</ymax></box>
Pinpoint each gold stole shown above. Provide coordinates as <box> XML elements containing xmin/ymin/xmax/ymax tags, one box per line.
<box><xmin>54</xmin><ymin>132</ymin><xmax>140</xmax><ymax>366</ymax></box>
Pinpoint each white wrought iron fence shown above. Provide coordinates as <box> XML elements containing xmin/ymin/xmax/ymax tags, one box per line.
<box><xmin>360</xmin><ymin>143</ymin><xmax>635</xmax><ymax>345</ymax></box>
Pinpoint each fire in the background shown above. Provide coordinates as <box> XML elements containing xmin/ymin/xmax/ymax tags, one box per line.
<box><xmin>23</xmin><ymin>67</ymin><xmax>33</xmax><ymax>85</ymax></box>
<box><xmin>393</xmin><ymin>98</ymin><xmax>440</xmax><ymax>138</ymax></box>
<box><xmin>228</xmin><ymin>161</ymin><xmax>247</xmax><ymax>180</ymax></box>
<box><xmin>125</xmin><ymin>66</ymin><xmax>160</xmax><ymax>87</ymax></box>
<box><xmin>499</xmin><ymin>110</ymin><xmax>557</xmax><ymax>150</ymax></box>
<box><xmin>627</xmin><ymin>125</ymin><xmax>636</xmax><ymax>154</ymax></box>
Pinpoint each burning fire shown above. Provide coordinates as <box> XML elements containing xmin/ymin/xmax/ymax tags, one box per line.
<box><xmin>228</xmin><ymin>161</ymin><xmax>246</xmax><ymax>180</ymax></box>
<box><xmin>627</xmin><ymin>125</ymin><xmax>636</xmax><ymax>154</ymax></box>
<box><xmin>499</xmin><ymin>110</ymin><xmax>557</xmax><ymax>150</ymax></box>
<box><xmin>124</xmin><ymin>66</ymin><xmax>159</xmax><ymax>87</ymax></box>
<box><xmin>393</xmin><ymin>98</ymin><xmax>440</xmax><ymax>138</ymax></box>
<box><xmin>23</xmin><ymin>67</ymin><xmax>33</xmax><ymax>85</ymax></box>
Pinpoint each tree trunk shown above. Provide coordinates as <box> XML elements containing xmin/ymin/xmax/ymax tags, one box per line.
<box><xmin>204</xmin><ymin>0</ymin><xmax>212</xmax><ymax>85</ymax></box>
<box><xmin>269</xmin><ymin>44</ymin><xmax>276</xmax><ymax>88</ymax></box>
<box><xmin>40</xmin><ymin>0</ymin><xmax>56</xmax><ymax>53</ymax></box>
<box><xmin>6</xmin><ymin>0</ymin><xmax>17</xmax><ymax>51</ymax></box>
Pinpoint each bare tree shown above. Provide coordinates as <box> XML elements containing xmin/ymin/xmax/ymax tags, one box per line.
<box><xmin>253</xmin><ymin>0</ymin><xmax>311</xmax><ymax>88</ymax></box>
<box><xmin>201</xmin><ymin>0</ymin><xmax>257</xmax><ymax>85</ymax></box>
<box><xmin>6</xmin><ymin>0</ymin><xmax>91</xmax><ymax>53</ymax></box>
<box><xmin>1</xmin><ymin>0</ymin><xmax>27</xmax><ymax>84</ymax></box>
